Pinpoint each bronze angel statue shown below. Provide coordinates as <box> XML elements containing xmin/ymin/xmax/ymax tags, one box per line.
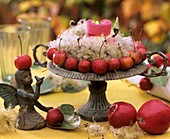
<box><xmin>0</xmin><ymin>69</ymin><xmax>53</xmax><ymax>130</ymax></box>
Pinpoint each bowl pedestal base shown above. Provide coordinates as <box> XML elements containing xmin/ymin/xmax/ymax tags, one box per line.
<box><xmin>78</xmin><ymin>81</ymin><xmax>110</xmax><ymax>122</ymax></box>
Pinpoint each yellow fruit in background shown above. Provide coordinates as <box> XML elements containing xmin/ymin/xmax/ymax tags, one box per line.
<box><xmin>140</xmin><ymin>0</ymin><xmax>161</xmax><ymax>21</ymax></box>
<box><xmin>144</xmin><ymin>19</ymin><xmax>168</xmax><ymax>43</ymax></box>
<box><xmin>161</xmin><ymin>2</ymin><xmax>170</xmax><ymax>25</ymax></box>
<box><xmin>121</xmin><ymin>0</ymin><xmax>140</xmax><ymax>20</ymax></box>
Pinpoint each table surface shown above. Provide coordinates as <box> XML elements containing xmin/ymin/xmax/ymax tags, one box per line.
<box><xmin>0</xmin><ymin>67</ymin><xmax>170</xmax><ymax>139</ymax></box>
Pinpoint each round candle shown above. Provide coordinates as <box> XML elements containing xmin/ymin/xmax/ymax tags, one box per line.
<box><xmin>86</xmin><ymin>19</ymin><xmax>112</xmax><ymax>36</ymax></box>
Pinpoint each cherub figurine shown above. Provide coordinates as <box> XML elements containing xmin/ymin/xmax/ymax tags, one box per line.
<box><xmin>0</xmin><ymin>69</ymin><xmax>53</xmax><ymax>130</ymax></box>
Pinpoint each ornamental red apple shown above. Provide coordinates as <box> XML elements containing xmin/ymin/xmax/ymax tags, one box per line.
<box><xmin>14</xmin><ymin>54</ymin><xmax>32</xmax><ymax>70</ymax></box>
<box><xmin>137</xmin><ymin>99</ymin><xmax>170</xmax><ymax>134</ymax></box>
<box><xmin>78</xmin><ymin>60</ymin><xmax>91</xmax><ymax>73</ymax></box>
<box><xmin>129</xmin><ymin>51</ymin><xmax>142</xmax><ymax>65</ymax></box>
<box><xmin>46</xmin><ymin>108</ymin><xmax>64</xmax><ymax>126</ymax></box>
<box><xmin>152</xmin><ymin>55</ymin><xmax>164</xmax><ymax>67</ymax></box>
<box><xmin>108</xmin><ymin>101</ymin><xmax>137</xmax><ymax>128</ymax></box>
<box><xmin>135</xmin><ymin>41</ymin><xmax>146</xmax><ymax>50</ymax></box>
<box><xmin>65</xmin><ymin>57</ymin><xmax>78</xmax><ymax>70</ymax></box>
<box><xmin>139</xmin><ymin>77</ymin><xmax>153</xmax><ymax>91</ymax></box>
<box><xmin>138</xmin><ymin>48</ymin><xmax>147</xmax><ymax>60</ymax></box>
<box><xmin>108</xmin><ymin>58</ymin><xmax>120</xmax><ymax>71</ymax></box>
<box><xmin>46</xmin><ymin>47</ymin><xmax>58</xmax><ymax>60</ymax></box>
<box><xmin>91</xmin><ymin>59</ymin><xmax>108</xmax><ymax>74</ymax></box>
<box><xmin>52</xmin><ymin>50</ymin><xmax>67</xmax><ymax>67</ymax></box>
<box><xmin>119</xmin><ymin>56</ymin><xmax>133</xmax><ymax>70</ymax></box>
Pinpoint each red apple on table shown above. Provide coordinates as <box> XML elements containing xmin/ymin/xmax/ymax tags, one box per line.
<box><xmin>139</xmin><ymin>77</ymin><xmax>153</xmax><ymax>91</ymax></box>
<box><xmin>129</xmin><ymin>50</ymin><xmax>142</xmax><ymax>65</ymax></box>
<box><xmin>52</xmin><ymin>50</ymin><xmax>67</xmax><ymax>67</ymax></box>
<box><xmin>119</xmin><ymin>56</ymin><xmax>133</xmax><ymax>70</ymax></box>
<box><xmin>108</xmin><ymin>58</ymin><xmax>120</xmax><ymax>71</ymax></box>
<box><xmin>14</xmin><ymin>54</ymin><xmax>32</xmax><ymax>70</ymax></box>
<box><xmin>108</xmin><ymin>101</ymin><xmax>137</xmax><ymax>128</ymax></box>
<box><xmin>65</xmin><ymin>57</ymin><xmax>78</xmax><ymax>70</ymax></box>
<box><xmin>137</xmin><ymin>99</ymin><xmax>170</xmax><ymax>134</ymax></box>
<box><xmin>91</xmin><ymin>59</ymin><xmax>108</xmax><ymax>74</ymax></box>
<box><xmin>46</xmin><ymin>47</ymin><xmax>58</xmax><ymax>60</ymax></box>
<box><xmin>78</xmin><ymin>60</ymin><xmax>91</xmax><ymax>73</ymax></box>
<box><xmin>46</xmin><ymin>108</ymin><xmax>64</xmax><ymax>126</ymax></box>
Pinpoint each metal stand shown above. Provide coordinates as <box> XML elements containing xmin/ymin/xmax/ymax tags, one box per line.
<box><xmin>33</xmin><ymin>45</ymin><xmax>167</xmax><ymax>122</ymax></box>
<box><xmin>78</xmin><ymin>81</ymin><xmax>110</xmax><ymax>122</ymax></box>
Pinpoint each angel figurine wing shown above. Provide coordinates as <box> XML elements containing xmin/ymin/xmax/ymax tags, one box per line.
<box><xmin>0</xmin><ymin>83</ymin><xmax>18</xmax><ymax>109</ymax></box>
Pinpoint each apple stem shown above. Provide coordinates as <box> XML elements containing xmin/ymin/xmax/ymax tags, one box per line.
<box><xmin>18</xmin><ymin>35</ymin><xmax>23</xmax><ymax>55</ymax></box>
<box><xmin>118</xmin><ymin>43</ymin><xmax>124</xmax><ymax>56</ymax></box>
<box><xmin>99</xmin><ymin>37</ymin><xmax>107</xmax><ymax>59</ymax></box>
<box><xmin>77</xmin><ymin>37</ymin><xmax>80</xmax><ymax>49</ymax></box>
<box><xmin>59</xmin><ymin>38</ymin><xmax>62</xmax><ymax>50</ymax></box>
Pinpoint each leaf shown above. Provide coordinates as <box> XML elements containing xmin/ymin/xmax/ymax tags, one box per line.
<box><xmin>60</xmin><ymin>113</ymin><xmax>81</xmax><ymax>129</ymax></box>
<box><xmin>148</xmin><ymin>67</ymin><xmax>169</xmax><ymax>87</ymax></box>
<box><xmin>60</xmin><ymin>121</ymin><xmax>76</xmax><ymax>129</ymax></box>
<box><xmin>58</xmin><ymin>104</ymin><xmax>75</xmax><ymax>115</ymax></box>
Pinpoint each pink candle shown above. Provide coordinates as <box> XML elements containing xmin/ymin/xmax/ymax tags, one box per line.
<box><xmin>86</xmin><ymin>19</ymin><xmax>112</xmax><ymax>36</ymax></box>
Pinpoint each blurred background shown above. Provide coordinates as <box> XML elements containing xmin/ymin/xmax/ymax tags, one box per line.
<box><xmin>0</xmin><ymin>0</ymin><xmax>170</xmax><ymax>53</ymax></box>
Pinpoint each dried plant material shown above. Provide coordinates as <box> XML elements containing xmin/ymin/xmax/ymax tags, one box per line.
<box><xmin>110</xmin><ymin>123</ymin><xmax>147</xmax><ymax>139</ymax></box>
<box><xmin>84</xmin><ymin>122</ymin><xmax>108</xmax><ymax>139</ymax></box>
<box><xmin>0</xmin><ymin>107</ymin><xmax>17</xmax><ymax>133</ymax></box>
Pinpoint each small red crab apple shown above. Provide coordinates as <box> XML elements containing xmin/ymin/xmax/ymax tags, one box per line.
<box><xmin>138</xmin><ymin>48</ymin><xmax>147</xmax><ymax>60</ymax></box>
<box><xmin>152</xmin><ymin>55</ymin><xmax>164</xmax><ymax>67</ymax></box>
<box><xmin>14</xmin><ymin>54</ymin><xmax>32</xmax><ymax>70</ymax></box>
<box><xmin>137</xmin><ymin>99</ymin><xmax>170</xmax><ymax>134</ymax></box>
<box><xmin>135</xmin><ymin>41</ymin><xmax>146</xmax><ymax>50</ymax></box>
<box><xmin>53</xmin><ymin>50</ymin><xmax>67</xmax><ymax>67</ymax></box>
<box><xmin>46</xmin><ymin>47</ymin><xmax>58</xmax><ymax>60</ymax></box>
<box><xmin>108</xmin><ymin>101</ymin><xmax>137</xmax><ymax>128</ymax></box>
<box><xmin>65</xmin><ymin>57</ymin><xmax>78</xmax><ymax>70</ymax></box>
<box><xmin>91</xmin><ymin>59</ymin><xmax>108</xmax><ymax>74</ymax></box>
<box><xmin>46</xmin><ymin>108</ymin><xmax>64</xmax><ymax>126</ymax></box>
<box><xmin>129</xmin><ymin>50</ymin><xmax>142</xmax><ymax>65</ymax></box>
<box><xmin>108</xmin><ymin>58</ymin><xmax>120</xmax><ymax>71</ymax></box>
<box><xmin>119</xmin><ymin>56</ymin><xmax>133</xmax><ymax>70</ymax></box>
<box><xmin>78</xmin><ymin>60</ymin><xmax>91</xmax><ymax>73</ymax></box>
<box><xmin>139</xmin><ymin>77</ymin><xmax>153</xmax><ymax>91</ymax></box>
